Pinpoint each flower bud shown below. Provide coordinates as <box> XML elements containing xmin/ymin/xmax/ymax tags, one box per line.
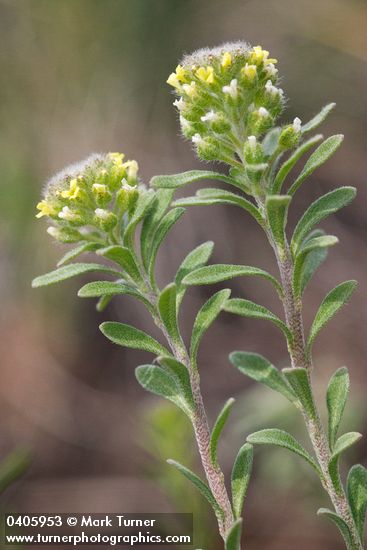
<box><xmin>279</xmin><ymin>118</ymin><xmax>302</xmax><ymax>149</ymax></box>
<box><xmin>92</xmin><ymin>183</ymin><xmax>112</xmax><ymax>207</ymax></box>
<box><xmin>47</xmin><ymin>226</ymin><xmax>81</xmax><ymax>243</ymax></box>
<box><xmin>94</xmin><ymin>209</ymin><xmax>117</xmax><ymax>231</ymax></box>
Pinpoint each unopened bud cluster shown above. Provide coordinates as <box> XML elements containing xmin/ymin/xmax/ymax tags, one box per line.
<box><xmin>167</xmin><ymin>42</ymin><xmax>302</xmax><ymax>180</ymax></box>
<box><xmin>36</xmin><ymin>153</ymin><xmax>141</xmax><ymax>243</ymax></box>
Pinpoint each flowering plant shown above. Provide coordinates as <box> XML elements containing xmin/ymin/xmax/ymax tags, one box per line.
<box><xmin>33</xmin><ymin>42</ymin><xmax>367</xmax><ymax>550</ymax></box>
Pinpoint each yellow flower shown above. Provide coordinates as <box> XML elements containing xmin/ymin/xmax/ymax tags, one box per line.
<box><xmin>109</xmin><ymin>152</ymin><xmax>125</xmax><ymax>166</ymax></box>
<box><xmin>242</xmin><ymin>63</ymin><xmax>257</xmax><ymax>80</ymax></box>
<box><xmin>221</xmin><ymin>52</ymin><xmax>232</xmax><ymax>68</ymax></box>
<box><xmin>123</xmin><ymin>160</ymin><xmax>139</xmax><ymax>180</ymax></box>
<box><xmin>249</xmin><ymin>45</ymin><xmax>277</xmax><ymax>66</ymax></box>
<box><xmin>36</xmin><ymin>200</ymin><xmax>56</xmax><ymax>218</ymax></box>
<box><xmin>175</xmin><ymin>65</ymin><xmax>186</xmax><ymax>82</ymax></box>
<box><xmin>61</xmin><ymin>178</ymin><xmax>82</xmax><ymax>200</ymax></box>
<box><xmin>167</xmin><ymin>72</ymin><xmax>180</xmax><ymax>88</ymax></box>
<box><xmin>92</xmin><ymin>183</ymin><xmax>109</xmax><ymax>199</ymax></box>
<box><xmin>195</xmin><ymin>66</ymin><xmax>214</xmax><ymax>84</ymax></box>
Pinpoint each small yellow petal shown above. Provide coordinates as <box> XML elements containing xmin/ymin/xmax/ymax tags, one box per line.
<box><xmin>167</xmin><ymin>72</ymin><xmax>180</xmax><ymax>88</ymax></box>
<box><xmin>221</xmin><ymin>52</ymin><xmax>232</xmax><ymax>68</ymax></box>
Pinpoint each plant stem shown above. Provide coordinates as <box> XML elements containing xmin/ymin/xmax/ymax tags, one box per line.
<box><xmin>145</xmin><ymin>287</ymin><xmax>235</xmax><ymax>541</ymax></box>
<box><xmin>267</xmin><ymin>230</ymin><xmax>363</xmax><ymax>550</ymax></box>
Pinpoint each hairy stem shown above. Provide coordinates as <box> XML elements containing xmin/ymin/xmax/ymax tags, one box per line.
<box><xmin>146</xmin><ymin>288</ymin><xmax>234</xmax><ymax>540</ymax></box>
<box><xmin>268</xmin><ymin>232</ymin><xmax>362</xmax><ymax>549</ymax></box>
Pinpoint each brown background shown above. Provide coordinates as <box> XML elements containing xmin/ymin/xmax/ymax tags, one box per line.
<box><xmin>0</xmin><ymin>0</ymin><xmax>366</xmax><ymax>548</ymax></box>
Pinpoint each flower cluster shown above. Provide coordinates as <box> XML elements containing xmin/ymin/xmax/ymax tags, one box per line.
<box><xmin>167</xmin><ymin>42</ymin><xmax>301</xmax><ymax>168</ymax></box>
<box><xmin>36</xmin><ymin>153</ymin><xmax>142</xmax><ymax>243</ymax></box>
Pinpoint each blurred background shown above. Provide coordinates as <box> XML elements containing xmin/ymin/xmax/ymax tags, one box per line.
<box><xmin>0</xmin><ymin>0</ymin><xmax>366</xmax><ymax>548</ymax></box>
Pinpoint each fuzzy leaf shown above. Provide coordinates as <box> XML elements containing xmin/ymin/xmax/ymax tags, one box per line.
<box><xmin>288</xmin><ymin>135</ymin><xmax>344</xmax><ymax>196</ymax></box>
<box><xmin>225</xmin><ymin>518</ymin><xmax>243</xmax><ymax>550</ymax></box>
<box><xmin>266</xmin><ymin>195</ymin><xmax>291</xmax><ymax>250</ymax></box>
<box><xmin>317</xmin><ymin>508</ymin><xmax>354</xmax><ymax>549</ymax></box>
<box><xmin>231</xmin><ymin>443</ymin><xmax>253</xmax><ymax>519</ymax></box>
<box><xmin>230</xmin><ymin>351</ymin><xmax>296</xmax><ymax>403</ymax></box>
<box><xmin>157</xmin><ymin>356</ymin><xmax>194</xmax><ymax>409</ymax></box>
<box><xmin>173</xmin><ymin>189</ymin><xmax>263</xmax><ymax>226</ymax></box>
<box><xmin>151</xmin><ymin>169</ymin><xmax>237</xmax><ymax>189</ymax></box>
<box><xmin>148</xmin><ymin>207</ymin><xmax>185</xmax><ymax>281</ymax></box>
<box><xmin>262</xmin><ymin>127</ymin><xmax>282</xmax><ymax>156</ymax></box>
<box><xmin>158</xmin><ymin>284</ymin><xmax>182</xmax><ymax>345</ymax></box>
<box><xmin>347</xmin><ymin>464</ymin><xmax>367</xmax><ymax>541</ymax></box>
<box><xmin>57</xmin><ymin>242</ymin><xmax>102</xmax><ymax>267</ymax></box>
<box><xmin>96</xmin><ymin>294</ymin><xmax>113</xmax><ymax>312</ymax></box>
<box><xmin>223</xmin><ymin>298</ymin><xmax>292</xmax><ymax>343</ymax></box>
<box><xmin>140</xmin><ymin>189</ymin><xmax>174</xmax><ymax>268</ymax></box>
<box><xmin>293</xmin><ymin>235</ymin><xmax>338</xmax><ymax>297</ymax></box>
<box><xmin>123</xmin><ymin>191</ymin><xmax>155</xmax><ymax>245</ymax></box>
<box><xmin>167</xmin><ymin>459</ymin><xmax>223</xmax><ymax>518</ymax></box>
<box><xmin>97</xmin><ymin>246</ymin><xmax>141</xmax><ymax>282</ymax></box>
<box><xmin>135</xmin><ymin>365</ymin><xmax>193</xmax><ymax>417</ymax></box>
<box><xmin>100</xmin><ymin>322</ymin><xmax>169</xmax><ymax>356</ymax></box>
<box><xmin>190</xmin><ymin>289</ymin><xmax>231</xmax><ymax>370</ymax></box>
<box><xmin>32</xmin><ymin>263</ymin><xmax>122</xmax><ymax>288</ymax></box>
<box><xmin>328</xmin><ymin>432</ymin><xmax>362</xmax><ymax>491</ymax></box>
<box><xmin>210</xmin><ymin>398</ymin><xmax>235</xmax><ymax>468</ymax></box>
<box><xmin>282</xmin><ymin>367</ymin><xmax>317</xmax><ymax>418</ymax></box>
<box><xmin>78</xmin><ymin>281</ymin><xmax>152</xmax><ymax>311</ymax></box>
<box><xmin>291</xmin><ymin>187</ymin><xmax>356</xmax><ymax>255</ymax></box>
<box><xmin>0</xmin><ymin>448</ymin><xmax>31</xmax><ymax>494</ymax></box>
<box><xmin>301</xmin><ymin>103</ymin><xmax>336</xmax><ymax>134</ymax></box>
<box><xmin>307</xmin><ymin>281</ymin><xmax>357</xmax><ymax>357</ymax></box>
<box><xmin>182</xmin><ymin>264</ymin><xmax>282</xmax><ymax>294</ymax></box>
<box><xmin>272</xmin><ymin>135</ymin><xmax>323</xmax><ymax>194</ymax></box>
<box><xmin>247</xmin><ymin>429</ymin><xmax>320</xmax><ymax>473</ymax></box>
<box><xmin>327</xmin><ymin>367</ymin><xmax>350</xmax><ymax>450</ymax></box>
<box><xmin>175</xmin><ymin>241</ymin><xmax>214</xmax><ymax>307</ymax></box>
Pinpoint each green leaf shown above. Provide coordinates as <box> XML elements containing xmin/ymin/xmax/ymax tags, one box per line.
<box><xmin>78</xmin><ymin>281</ymin><xmax>153</xmax><ymax>311</ymax></box>
<box><xmin>282</xmin><ymin>367</ymin><xmax>316</xmax><ymax>418</ymax></box>
<box><xmin>262</xmin><ymin>127</ymin><xmax>281</xmax><ymax>156</ymax></box>
<box><xmin>327</xmin><ymin>367</ymin><xmax>350</xmax><ymax>450</ymax></box>
<box><xmin>328</xmin><ymin>432</ymin><xmax>362</xmax><ymax>492</ymax></box>
<box><xmin>32</xmin><ymin>262</ymin><xmax>122</xmax><ymax>288</ymax></box>
<box><xmin>225</xmin><ymin>518</ymin><xmax>243</xmax><ymax>550</ymax></box>
<box><xmin>247</xmin><ymin>429</ymin><xmax>320</xmax><ymax>473</ymax></box>
<box><xmin>266</xmin><ymin>195</ymin><xmax>291</xmax><ymax>251</ymax></box>
<box><xmin>97</xmin><ymin>246</ymin><xmax>141</xmax><ymax>282</ymax></box>
<box><xmin>301</xmin><ymin>103</ymin><xmax>336</xmax><ymax>134</ymax></box>
<box><xmin>158</xmin><ymin>284</ymin><xmax>182</xmax><ymax>345</ymax></box>
<box><xmin>293</xmin><ymin>235</ymin><xmax>338</xmax><ymax>297</ymax></box>
<box><xmin>272</xmin><ymin>135</ymin><xmax>323</xmax><ymax>194</ymax></box>
<box><xmin>151</xmin><ymin>169</ymin><xmax>237</xmax><ymax>189</ymax></box>
<box><xmin>157</xmin><ymin>356</ymin><xmax>194</xmax><ymax>409</ymax></box>
<box><xmin>182</xmin><ymin>264</ymin><xmax>282</xmax><ymax>295</ymax></box>
<box><xmin>173</xmin><ymin>189</ymin><xmax>263</xmax><ymax>226</ymax></box>
<box><xmin>57</xmin><ymin>242</ymin><xmax>102</xmax><ymax>267</ymax></box>
<box><xmin>210</xmin><ymin>398</ymin><xmax>235</xmax><ymax>468</ymax></box>
<box><xmin>230</xmin><ymin>351</ymin><xmax>296</xmax><ymax>403</ymax></box>
<box><xmin>135</xmin><ymin>364</ymin><xmax>193</xmax><ymax>417</ymax></box>
<box><xmin>0</xmin><ymin>448</ymin><xmax>31</xmax><ymax>494</ymax></box>
<box><xmin>288</xmin><ymin>135</ymin><xmax>344</xmax><ymax>196</ymax></box>
<box><xmin>148</xmin><ymin>207</ymin><xmax>185</xmax><ymax>282</ymax></box>
<box><xmin>317</xmin><ymin>508</ymin><xmax>354</xmax><ymax>549</ymax></box>
<box><xmin>347</xmin><ymin>464</ymin><xmax>367</xmax><ymax>541</ymax></box>
<box><xmin>307</xmin><ymin>281</ymin><xmax>357</xmax><ymax>357</ymax></box>
<box><xmin>96</xmin><ymin>294</ymin><xmax>113</xmax><ymax>312</ymax></box>
<box><xmin>123</xmin><ymin>190</ymin><xmax>155</xmax><ymax>246</ymax></box>
<box><xmin>231</xmin><ymin>443</ymin><xmax>253</xmax><ymax>519</ymax></box>
<box><xmin>190</xmin><ymin>289</ymin><xmax>231</xmax><ymax>370</ymax></box>
<box><xmin>223</xmin><ymin>298</ymin><xmax>292</xmax><ymax>343</ymax></box>
<box><xmin>291</xmin><ymin>187</ymin><xmax>356</xmax><ymax>255</ymax></box>
<box><xmin>167</xmin><ymin>459</ymin><xmax>223</xmax><ymax>518</ymax></box>
<box><xmin>100</xmin><ymin>322</ymin><xmax>169</xmax><ymax>356</ymax></box>
<box><xmin>140</xmin><ymin>189</ymin><xmax>174</xmax><ymax>269</ymax></box>
<box><xmin>175</xmin><ymin>241</ymin><xmax>214</xmax><ymax>307</ymax></box>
